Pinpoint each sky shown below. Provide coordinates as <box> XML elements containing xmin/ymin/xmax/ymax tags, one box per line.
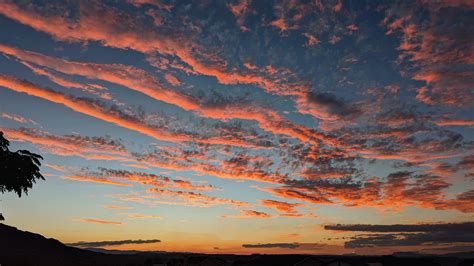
<box><xmin>0</xmin><ymin>0</ymin><xmax>473</xmax><ymax>255</ymax></box>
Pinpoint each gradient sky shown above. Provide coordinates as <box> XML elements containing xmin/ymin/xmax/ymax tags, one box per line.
<box><xmin>0</xmin><ymin>0</ymin><xmax>473</xmax><ymax>255</ymax></box>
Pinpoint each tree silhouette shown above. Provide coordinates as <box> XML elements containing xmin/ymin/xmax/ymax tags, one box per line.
<box><xmin>0</xmin><ymin>131</ymin><xmax>44</xmax><ymax>221</ymax></box>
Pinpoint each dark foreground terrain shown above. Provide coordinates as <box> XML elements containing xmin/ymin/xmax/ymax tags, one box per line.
<box><xmin>1</xmin><ymin>224</ymin><xmax>473</xmax><ymax>266</ymax></box>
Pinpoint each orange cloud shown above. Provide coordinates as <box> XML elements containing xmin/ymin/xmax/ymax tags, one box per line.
<box><xmin>270</xmin><ymin>18</ymin><xmax>288</xmax><ymax>32</ymax></box>
<box><xmin>0</xmin><ymin>75</ymin><xmax>184</xmax><ymax>142</ymax></box>
<box><xmin>259</xmin><ymin>186</ymin><xmax>332</xmax><ymax>205</ymax></box>
<box><xmin>240</xmin><ymin>209</ymin><xmax>272</xmax><ymax>218</ymax></box>
<box><xmin>1</xmin><ymin>126</ymin><xmax>288</xmax><ymax>185</ymax></box>
<box><xmin>121</xmin><ymin>213</ymin><xmax>162</xmax><ymax>219</ymax></box>
<box><xmin>333</xmin><ymin>0</ymin><xmax>342</xmax><ymax>12</ymax></box>
<box><xmin>434</xmin><ymin>190</ymin><xmax>474</xmax><ymax>213</ymax></box>
<box><xmin>127</xmin><ymin>0</ymin><xmax>173</xmax><ymax>11</ymax></box>
<box><xmin>0</xmin><ymin>45</ymin><xmax>324</xmax><ymax>146</ymax></box>
<box><xmin>19</xmin><ymin>61</ymin><xmax>111</xmax><ymax>100</ymax></box>
<box><xmin>164</xmin><ymin>73</ymin><xmax>181</xmax><ymax>86</ymax></box>
<box><xmin>0</xmin><ymin>1</ymin><xmax>308</xmax><ymax>98</ymax></box>
<box><xmin>1</xmin><ymin>127</ymin><xmax>130</xmax><ymax>161</ymax></box>
<box><xmin>139</xmin><ymin>153</ymin><xmax>286</xmax><ymax>184</ymax></box>
<box><xmin>0</xmin><ymin>75</ymin><xmax>262</xmax><ymax>148</ymax></box>
<box><xmin>146</xmin><ymin>188</ymin><xmax>250</xmax><ymax>208</ymax></box>
<box><xmin>303</xmin><ymin>33</ymin><xmax>320</xmax><ymax>46</ymax></box>
<box><xmin>279</xmin><ymin>212</ymin><xmax>319</xmax><ymax>219</ymax></box>
<box><xmin>78</xmin><ymin>218</ymin><xmax>123</xmax><ymax>225</ymax></box>
<box><xmin>95</xmin><ymin>168</ymin><xmax>217</xmax><ymax>191</ymax></box>
<box><xmin>121</xmin><ymin>163</ymin><xmax>150</xmax><ymax>170</ymax></box>
<box><xmin>221</xmin><ymin>209</ymin><xmax>272</xmax><ymax>219</ymax></box>
<box><xmin>103</xmin><ymin>205</ymin><xmax>133</xmax><ymax>210</ymax></box>
<box><xmin>255</xmin><ymin>169</ymin><xmax>474</xmax><ymax>213</ymax></box>
<box><xmin>384</xmin><ymin>3</ymin><xmax>474</xmax><ymax>107</ymax></box>
<box><xmin>280</xmin><ymin>233</ymin><xmax>301</xmax><ymax>239</ymax></box>
<box><xmin>4</xmin><ymin>127</ymin><xmax>286</xmax><ymax>185</ymax></box>
<box><xmin>434</xmin><ymin>119</ymin><xmax>474</xmax><ymax>127</ymax></box>
<box><xmin>45</xmin><ymin>163</ymin><xmax>68</xmax><ymax>172</ymax></box>
<box><xmin>171</xmin><ymin>179</ymin><xmax>215</xmax><ymax>191</ymax></box>
<box><xmin>0</xmin><ymin>44</ymin><xmax>199</xmax><ymax>111</ymax></box>
<box><xmin>1</xmin><ymin>112</ymin><xmax>37</xmax><ymax>124</ymax></box>
<box><xmin>199</xmin><ymin>106</ymin><xmax>325</xmax><ymax>146</ymax></box>
<box><xmin>260</xmin><ymin>199</ymin><xmax>302</xmax><ymax>213</ymax></box>
<box><xmin>227</xmin><ymin>0</ymin><xmax>251</xmax><ymax>31</ymax></box>
<box><xmin>62</xmin><ymin>175</ymin><xmax>132</xmax><ymax>187</ymax></box>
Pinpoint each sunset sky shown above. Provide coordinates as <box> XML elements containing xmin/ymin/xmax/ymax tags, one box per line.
<box><xmin>0</xmin><ymin>0</ymin><xmax>473</xmax><ymax>255</ymax></box>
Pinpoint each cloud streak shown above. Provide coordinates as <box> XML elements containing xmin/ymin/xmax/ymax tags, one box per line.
<box><xmin>78</xmin><ymin>218</ymin><xmax>123</xmax><ymax>225</ymax></box>
<box><xmin>0</xmin><ymin>74</ymin><xmax>265</xmax><ymax>148</ymax></box>
<box><xmin>325</xmin><ymin>222</ymin><xmax>474</xmax><ymax>248</ymax></box>
<box><xmin>242</xmin><ymin>243</ymin><xmax>299</xmax><ymax>249</ymax></box>
<box><xmin>68</xmin><ymin>239</ymin><xmax>161</xmax><ymax>248</ymax></box>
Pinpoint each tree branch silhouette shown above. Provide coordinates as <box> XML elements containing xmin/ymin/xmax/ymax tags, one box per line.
<box><xmin>0</xmin><ymin>131</ymin><xmax>44</xmax><ymax>221</ymax></box>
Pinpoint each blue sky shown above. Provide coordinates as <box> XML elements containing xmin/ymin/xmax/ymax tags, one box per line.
<box><xmin>0</xmin><ymin>0</ymin><xmax>473</xmax><ymax>255</ymax></box>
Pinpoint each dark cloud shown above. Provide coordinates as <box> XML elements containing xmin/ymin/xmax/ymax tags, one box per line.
<box><xmin>434</xmin><ymin>189</ymin><xmax>474</xmax><ymax>213</ymax></box>
<box><xmin>305</xmin><ymin>91</ymin><xmax>361</xmax><ymax>118</ymax></box>
<box><xmin>457</xmin><ymin>155</ymin><xmax>474</xmax><ymax>177</ymax></box>
<box><xmin>325</xmin><ymin>222</ymin><xmax>474</xmax><ymax>233</ymax></box>
<box><xmin>68</xmin><ymin>239</ymin><xmax>161</xmax><ymax>248</ymax></box>
<box><xmin>242</xmin><ymin>242</ymin><xmax>324</xmax><ymax>249</ymax></box>
<box><xmin>325</xmin><ymin>222</ymin><xmax>474</xmax><ymax>248</ymax></box>
<box><xmin>242</xmin><ymin>243</ymin><xmax>299</xmax><ymax>249</ymax></box>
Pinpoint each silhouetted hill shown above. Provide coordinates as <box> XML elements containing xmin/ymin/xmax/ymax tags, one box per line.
<box><xmin>1</xmin><ymin>223</ymin><xmax>474</xmax><ymax>266</ymax></box>
<box><xmin>0</xmin><ymin>223</ymin><xmax>144</xmax><ymax>266</ymax></box>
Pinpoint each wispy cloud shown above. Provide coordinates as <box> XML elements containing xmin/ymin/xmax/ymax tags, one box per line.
<box><xmin>62</xmin><ymin>175</ymin><xmax>132</xmax><ymax>187</ymax></box>
<box><xmin>242</xmin><ymin>242</ymin><xmax>324</xmax><ymax>250</ymax></box>
<box><xmin>103</xmin><ymin>205</ymin><xmax>133</xmax><ymax>210</ymax></box>
<box><xmin>77</xmin><ymin>218</ymin><xmax>123</xmax><ymax>225</ymax></box>
<box><xmin>260</xmin><ymin>199</ymin><xmax>302</xmax><ymax>214</ymax></box>
<box><xmin>120</xmin><ymin>213</ymin><xmax>162</xmax><ymax>219</ymax></box>
<box><xmin>0</xmin><ymin>74</ymin><xmax>263</xmax><ymax>148</ymax></box>
<box><xmin>1</xmin><ymin>127</ymin><xmax>129</xmax><ymax>161</ymax></box>
<box><xmin>1</xmin><ymin>112</ymin><xmax>37</xmax><ymax>125</ymax></box>
<box><xmin>221</xmin><ymin>209</ymin><xmax>272</xmax><ymax>219</ymax></box>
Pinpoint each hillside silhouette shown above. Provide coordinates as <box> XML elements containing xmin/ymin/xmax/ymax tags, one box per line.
<box><xmin>0</xmin><ymin>223</ymin><xmax>147</xmax><ymax>266</ymax></box>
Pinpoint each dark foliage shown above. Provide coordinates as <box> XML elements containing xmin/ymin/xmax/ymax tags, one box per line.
<box><xmin>0</xmin><ymin>131</ymin><xmax>44</xmax><ymax>220</ymax></box>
